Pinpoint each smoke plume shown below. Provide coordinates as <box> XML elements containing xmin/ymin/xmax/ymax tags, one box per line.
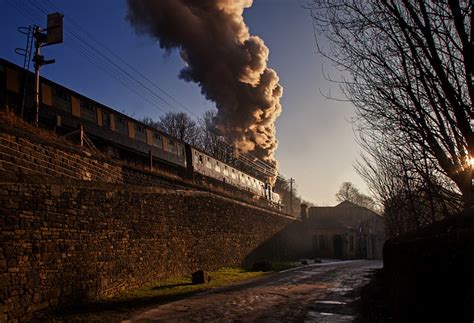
<box><xmin>126</xmin><ymin>0</ymin><xmax>282</xmax><ymax>182</ymax></box>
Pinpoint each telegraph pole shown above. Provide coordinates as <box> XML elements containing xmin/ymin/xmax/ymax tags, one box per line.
<box><xmin>289</xmin><ymin>177</ymin><xmax>295</xmax><ymax>214</ymax></box>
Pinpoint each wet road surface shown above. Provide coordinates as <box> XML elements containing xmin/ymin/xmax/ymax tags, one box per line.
<box><xmin>126</xmin><ymin>260</ymin><xmax>382</xmax><ymax>322</ymax></box>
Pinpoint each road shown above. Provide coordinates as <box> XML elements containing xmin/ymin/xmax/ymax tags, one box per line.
<box><xmin>126</xmin><ymin>260</ymin><xmax>382</xmax><ymax>322</ymax></box>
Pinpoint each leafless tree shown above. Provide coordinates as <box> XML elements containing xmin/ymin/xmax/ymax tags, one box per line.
<box><xmin>143</xmin><ymin>112</ymin><xmax>200</xmax><ymax>145</ymax></box>
<box><xmin>335</xmin><ymin>181</ymin><xmax>378</xmax><ymax>212</ymax></box>
<box><xmin>196</xmin><ymin>110</ymin><xmax>233</xmax><ymax>161</ymax></box>
<box><xmin>355</xmin><ymin>130</ymin><xmax>463</xmax><ymax>237</ymax></box>
<box><xmin>308</xmin><ymin>0</ymin><xmax>474</xmax><ymax>207</ymax></box>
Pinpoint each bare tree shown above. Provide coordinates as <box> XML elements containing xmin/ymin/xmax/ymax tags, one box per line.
<box><xmin>335</xmin><ymin>181</ymin><xmax>378</xmax><ymax>212</ymax></box>
<box><xmin>197</xmin><ymin>110</ymin><xmax>230</xmax><ymax>159</ymax></box>
<box><xmin>355</xmin><ymin>130</ymin><xmax>463</xmax><ymax>238</ymax></box>
<box><xmin>143</xmin><ymin>112</ymin><xmax>200</xmax><ymax>145</ymax></box>
<box><xmin>308</xmin><ymin>0</ymin><xmax>474</xmax><ymax>206</ymax></box>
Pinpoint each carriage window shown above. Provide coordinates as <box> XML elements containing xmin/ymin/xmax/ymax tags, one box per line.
<box><xmin>53</xmin><ymin>88</ymin><xmax>71</xmax><ymax>112</ymax></box>
<box><xmin>80</xmin><ymin>100</ymin><xmax>96</xmax><ymax>123</ymax></box>
<box><xmin>102</xmin><ymin>111</ymin><xmax>111</xmax><ymax>128</ymax></box>
<box><xmin>135</xmin><ymin>124</ymin><xmax>146</xmax><ymax>142</ymax></box>
<box><xmin>115</xmin><ymin>116</ymin><xmax>128</xmax><ymax>135</ymax></box>
<box><xmin>176</xmin><ymin>143</ymin><xmax>184</xmax><ymax>156</ymax></box>
<box><xmin>167</xmin><ymin>138</ymin><xmax>177</xmax><ymax>154</ymax></box>
<box><xmin>198</xmin><ymin>155</ymin><xmax>203</xmax><ymax>164</ymax></box>
<box><xmin>153</xmin><ymin>132</ymin><xmax>163</xmax><ymax>148</ymax></box>
<box><xmin>206</xmin><ymin>157</ymin><xmax>212</xmax><ymax>169</ymax></box>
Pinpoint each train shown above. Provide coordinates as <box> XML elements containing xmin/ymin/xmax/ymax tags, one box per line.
<box><xmin>0</xmin><ymin>58</ymin><xmax>281</xmax><ymax>205</ymax></box>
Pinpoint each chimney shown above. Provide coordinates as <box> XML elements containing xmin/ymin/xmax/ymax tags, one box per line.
<box><xmin>300</xmin><ymin>203</ymin><xmax>308</xmax><ymax>220</ymax></box>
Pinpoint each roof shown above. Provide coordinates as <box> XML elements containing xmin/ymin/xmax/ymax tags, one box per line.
<box><xmin>335</xmin><ymin>200</ymin><xmax>359</xmax><ymax>208</ymax></box>
<box><xmin>307</xmin><ymin>200</ymin><xmax>384</xmax><ymax>229</ymax></box>
<box><xmin>335</xmin><ymin>200</ymin><xmax>382</xmax><ymax>217</ymax></box>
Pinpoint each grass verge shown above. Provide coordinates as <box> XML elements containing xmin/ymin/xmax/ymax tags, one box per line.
<box><xmin>39</xmin><ymin>266</ymin><xmax>292</xmax><ymax>322</ymax></box>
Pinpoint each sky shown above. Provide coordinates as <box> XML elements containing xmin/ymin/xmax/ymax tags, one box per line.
<box><xmin>0</xmin><ymin>0</ymin><xmax>369</xmax><ymax>205</ymax></box>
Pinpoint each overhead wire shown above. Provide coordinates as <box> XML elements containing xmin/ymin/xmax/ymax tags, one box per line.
<box><xmin>9</xmin><ymin>0</ymin><xmax>173</xmax><ymax>115</ymax></box>
<box><xmin>8</xmin><ymin>0</ymin><xmax>285</xmax><ymax>182</ymax></box>
<box><xmin>33</xmin><ymin>0</ymin><xmax>279</xmax><ymax>177</ymax></box>
<box><xmin>26</xmin><ymin>0</ymin><xmax>174</xmax><ymax>114</ymax></box>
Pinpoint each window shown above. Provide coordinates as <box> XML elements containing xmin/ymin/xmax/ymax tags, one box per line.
<box><xmin>206</xmin><ymin>157</ymin><xmax>212</xmax><ymax>169</ymax></box>
<box><xmin>319</xmin><ymin>235</ymin><xmax>326</xmax><ymax>249</ymax></box>
<box><xmin>102</xmin><ymin>112</ymin><xmax>111</xmax><ymax>129</ymax></box>
<box><xmin>198</xmin><ymin>155</ymin><xmax>203</xmax><ymax>164</ymax></box>
<box><xmin>167</xmin><ymin>138</ymin><xmax>177</xmax><ymax>154</ymax></box>
<box><xmin>312</xmin><ymin>235</ymin><xmax>318</xmax><ymax>251</ymax></box>
<box><xmin>53</xmin><ymin>88</ymin><xmax>71</xmax><ymax>112</ymax></box>
<box><xmin>215</xmin><ymin>161</ymin><xmax>221</xmax><ymax>173</ymax></box>
<box><xmin>80</xmin><ymin>100</ymin><xmax>96</xmax><ymax>123</ymax></box>
<box><xmin>177</xmin><ymin>143</ymin><xmax>184</xmax><ymax>156</ymax></box>
<box><xmin>349</xmin><ymin>235</ymin><xmax>354</xmax><ymax>251</ymax></box>
<box><xmin>135</xmin><ymin>124</ymin><xmax>146</xmax><ymax>142</ymax></box>
<box><xmin>116</xmin><ymin>116</ymin><xmax>128</xmax><ymax>135</ymax></box>
<box><xmin>153</xmin><ymin>132</ymin><xmax>163</xmax><ymax>148</ymax></box>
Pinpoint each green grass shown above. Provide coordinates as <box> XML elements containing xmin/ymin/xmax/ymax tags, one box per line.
<box><xmin>41</xmin><ymin>267</ymin><xmax>280</xmax><ymax>322</ymax></box>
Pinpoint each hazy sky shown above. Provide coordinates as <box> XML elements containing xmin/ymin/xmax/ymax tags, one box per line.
<box><xmin>0</xmin><ymin>0</ymin><xmax>368</xmax><ymax>205</ymax></box>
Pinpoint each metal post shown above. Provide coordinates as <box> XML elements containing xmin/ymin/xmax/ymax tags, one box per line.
<box><xmin>149</xmin><ymin>150</ymin><xmax>153</xmax><ymax>171</ymax></box>
<box><xmin>33</xmin><ymin>26</ymin><xmax>41</xmax><ymax>128</ymax></box>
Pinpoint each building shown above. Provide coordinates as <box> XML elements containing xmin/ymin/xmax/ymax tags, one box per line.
<box><xmin>305</xmin><ymin>201</ymin><xmax>385</xmax><ymax>259</ymax></box>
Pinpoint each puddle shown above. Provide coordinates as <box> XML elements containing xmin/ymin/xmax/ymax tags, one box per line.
<box><xmin>314</xmin><ymin>301</ymin><xmax>347</xmax><ymax>305</ymax></box>
<box><xmin>306</xmin><ymin>310</ymin><xmax>355</xmax><ymax>322</ymax></box>
<box><xmin>306</xmin><ymin>299</ymin><xmax>355</xmax><ymax>319</ymax></box>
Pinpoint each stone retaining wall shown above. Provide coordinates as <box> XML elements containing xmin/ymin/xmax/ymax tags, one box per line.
<box><xmin>0</xmin><ymin>132</ymin><xmax>123</xmax><ymax>182</ymax></box>
<box><xmin>0</xmin><ymin>180</ymin><xmax>296</xmax><ymax>321</ymax></box>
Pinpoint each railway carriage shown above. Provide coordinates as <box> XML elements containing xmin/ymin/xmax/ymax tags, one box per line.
<box><xmin>190</xmin><ymin>146</ymin><xmax>267</xmax><ymax>197</ymax></box>
<box><xmin>0</xmin><ymin>58</ymin><xmax>281</xmax><ymax>206</ymax></box>
<box><xmin>0</xmin><ymin>58</ymin><xmax>186</xmax><ymax>168</ymax></box>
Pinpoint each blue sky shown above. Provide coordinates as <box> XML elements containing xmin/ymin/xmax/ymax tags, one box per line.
<box><xmin>0</xmin><ymin>0</ymin><xmax>368</xmax><ymax>205</ymax></box>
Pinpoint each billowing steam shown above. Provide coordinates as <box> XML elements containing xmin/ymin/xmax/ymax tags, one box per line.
<box><xmin>126</xmin><ymin>0</ymin><xmax>282</xmax><ymax>182</ymax></box>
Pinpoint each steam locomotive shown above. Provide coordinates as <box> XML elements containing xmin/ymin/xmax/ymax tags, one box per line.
<box><xmin>0</xmin><ymin>58</ymin><xmax>281</xmax><ymax>205</ymax></box>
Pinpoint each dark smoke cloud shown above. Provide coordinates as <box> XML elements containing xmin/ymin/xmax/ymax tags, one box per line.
<box><xmin>127</xmin><ymin>0</ymin><xmax>282</xmax><ymax>182</ymax></box>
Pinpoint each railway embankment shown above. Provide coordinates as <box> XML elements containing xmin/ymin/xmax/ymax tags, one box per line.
<box><xmin>0</xmin><ymin>112</ymin><xmax>311</xmax><ymax>321</ymax></box>
<box><xmin>0</xmin><ymin>175</ymin><xmax>307</xmax><ymax>321</ymax></box>
<box><xmin>0</xmin><ymin>110</ymin><xmax>286</xmax><ymax>211</ymax></box>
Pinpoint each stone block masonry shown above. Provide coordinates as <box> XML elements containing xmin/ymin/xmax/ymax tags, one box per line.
<box><xmin>0</xmin><ymin>131</ymin><xmax>123</xmax><ymax>183</ymax></box>
<box><xmin>0</xmin><ymin>180</ymin><xmax>295</xmax><ymax>321</ymax></box>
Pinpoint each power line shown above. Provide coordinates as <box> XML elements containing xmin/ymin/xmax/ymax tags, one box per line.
<box><xmin>8</xmin><ymin>0</ymin><xmax>281</xmax><ymax>180</ymax></box>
